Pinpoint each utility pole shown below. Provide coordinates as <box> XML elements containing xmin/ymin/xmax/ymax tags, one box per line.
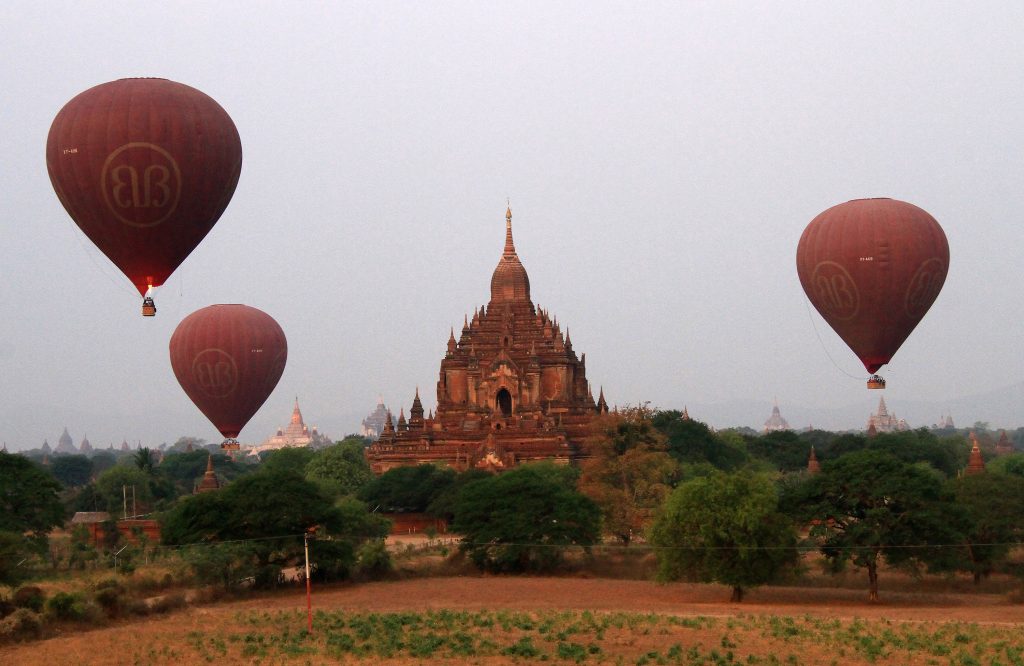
<box><xmin>122</xmin><ymin>485</ymin><xmax>127</xmax><ymax>520</ymax></box>
<box><xmin>304</xmin><ymin>531</ymin><xmax>313</xmax><ymax>634</ymax></box>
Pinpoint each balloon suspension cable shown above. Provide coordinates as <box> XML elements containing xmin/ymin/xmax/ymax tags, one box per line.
<box><xmin>803</xmin><ymin>299</ymin><xmax>865</xmax><ymax>381</ymax></box>
<box><xmin>64</xmin><ymin>222</ymin><xmax>140</xmax><ymax>300</ymax></box>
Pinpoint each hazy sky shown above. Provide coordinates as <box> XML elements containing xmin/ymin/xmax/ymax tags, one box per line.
<box><xmin>3</xmin><ymin>2</ymin><xmax>1023</xmax><ymax>450</ymax></box>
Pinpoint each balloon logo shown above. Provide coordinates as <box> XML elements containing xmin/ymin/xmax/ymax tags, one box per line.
<box><xmin>46</xmin><ymin>78</ymin><xmax>242</xmax><ymax>315</ymax></box>
<box><xmin>170</xmin><ymin>305</ymin><xmax>287</xmax><ymax>449</ymax></box>
<box><xmin>796</xmin><ymin>198</ymin><xmax>949</xmax><ymax>387</ymax></box>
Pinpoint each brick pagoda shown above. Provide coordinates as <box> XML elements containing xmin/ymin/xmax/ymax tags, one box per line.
<box><xmin>365</xmin><ymin>207</ymin><xmax>607</xmax><ymax>473</ymax></box>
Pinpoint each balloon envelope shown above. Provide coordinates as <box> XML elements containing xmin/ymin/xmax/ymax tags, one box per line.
<box><xmin>169</xmin><ymin>305</ymin><xmax>287</xmax><ymax>439</ymax></box>
<box><xmin>796</xmin><ymin>198</ymin><xmax>949</xmax><ymax>374</ymax></box>
<box><xmin>46</xmin><ymin>78</ymin><xmax>242</xmax><ymax>296</ymax></box>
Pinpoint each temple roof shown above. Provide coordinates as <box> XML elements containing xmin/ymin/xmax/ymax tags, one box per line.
<box><xmin>489</xmin><ymin>206</ymin><xmax>531</xmax><ymax>304</ymax></box>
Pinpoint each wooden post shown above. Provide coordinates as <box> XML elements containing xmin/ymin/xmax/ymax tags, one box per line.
<box><xmin>304</xmin><ymin>532</ymin><xmax>313</xmax><ymax>634</ymax></box>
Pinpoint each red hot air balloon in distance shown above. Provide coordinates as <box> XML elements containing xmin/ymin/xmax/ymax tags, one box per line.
<box><xmin>46</xmin><ymin>78</ymin><xmax>242</xmax><ymax>316</ymax></box>
<box><xmin>796</xmin><ymin>198</ymin><xmax>949</xmax><ymax>389</ymax></box>
<box><xmin>170</xmin><ymin>305</ymin><xmax>287</xmax><ymax>450</ymax></box>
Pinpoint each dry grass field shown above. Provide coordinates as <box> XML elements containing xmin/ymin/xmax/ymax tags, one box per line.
<box><xmin>4</xmin><ymin>575</ymin><xmax>1024</xmax><ymax>665</ymax></box>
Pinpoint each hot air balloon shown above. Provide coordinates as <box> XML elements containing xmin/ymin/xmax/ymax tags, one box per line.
<box><xmin>169</xmin><ymin>305</ymin><xmax>287</xmax><ymax>450</ymax></box>
<box><xmin>796</xmin><ymin>198</ymin><xmax>949</xmax><ymax>389</ymax></box>
<box><xmin>46</xmin><ymin>78</ymin><xmax>242</xmax><ymax>316</ymax></box>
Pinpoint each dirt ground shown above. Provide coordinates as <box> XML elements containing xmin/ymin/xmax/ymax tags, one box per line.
<box><xmin>4</xmin><ymin>576</ymin><xmax>1024</xmax><ymax>665</ymax></box>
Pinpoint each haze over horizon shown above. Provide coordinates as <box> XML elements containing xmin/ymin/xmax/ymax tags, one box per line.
<box><xmin>2</xmin><ymin>2</ymin><xmax>1022</xmax><ymax>451</ymax></box>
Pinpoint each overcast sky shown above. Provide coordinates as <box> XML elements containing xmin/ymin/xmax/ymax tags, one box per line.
<box><xmin>2</xmin><ymin>2</ymin><xmax>1022</xmax><ymax>450</ymax></box>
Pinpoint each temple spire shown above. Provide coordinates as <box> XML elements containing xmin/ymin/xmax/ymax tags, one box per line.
<box><xmin>504</xmin><ymin>204</ymin><xmax>515</xmax><ymax>255</ymax></box>
<box><xmin>966</xmin><ymin>432</ymin><xmax>985</xmax><ymax>475</ymax></box>
<box><xmin>807</xmin><ymin>446</ymin><xmax>821</xmax><ymax>475</ymax></box>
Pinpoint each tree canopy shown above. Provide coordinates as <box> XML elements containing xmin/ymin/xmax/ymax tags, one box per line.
<box><xmin>0</xmin><ymin>451</ymin><xmax>64</xmax><ymax>583</ymax></box>
<box><xmin>305</xmin><ymin>439</ymin><xmax>374</xmax><ymax>497</ymax></box>
<box><xmin>451</xmin><ymin>462</ymin><xmax>601</xmax><ymax>573</ymax></box>
<box><xmin>649</xmin><ymin>470</ymin><xmax>797</xmax><ymax>601</ymax></box>
<box><xmin>786</xmin><ymin>449</ymin><xmax>968</xmax><ymax>601</ymax></box>
<box><xmin>580</xmin><ymin>410</ymin><xmax>679</xmax><ymax>544</ymax></box>
<box><xmin>358</xmin><ymin>464</ymin><xmax>457</xmax><ymax>513</ymax></box>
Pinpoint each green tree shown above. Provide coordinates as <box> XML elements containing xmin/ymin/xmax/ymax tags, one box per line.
<box><xmin>259</xmin><ymin>446</ymin><xmax>316</xmax><ymax>473</ymax></box>
<box><xmin>359</xmin><ymin>464</ymin><xmax>457</xmax><ymax>512</ymax></box>
<box><xmin>305</xmin><ymin>439</ymin><xmax>374</xmax><ymax>497</ymax></box>
<box><xmin>951</xmin><ymin>472</ymin><xmax>1024</xmax><ymax>584</ymax></box>
<box><xmin>649</xmin><ymin>470</ymin><xmax>798</xmax><ymax>602</ymax></box>
<box><xmin>94</xmin><ymin>465</ymin><xmax>173</xmax><ymax>516</ymax></box>
<box><xmin>50</xmin><ymin>454</ymin><xmax>93</xmax><ymax>487</ymax></box>
<box><xmin>579</xmin><ymin>410</ymin><xmax>679</xmax><ymax>544</ymax></box>
<box><xmin>161</xmin><ymin>466</ymin><xmax>388</xmax><ymax>587</ymax></box>
<box><xmin>133</xmin><ymin>447</ymin><xmax>157</xmax><ymax>474</ymax></box>
<box><xmin>0</xmin><ymin>452</ymin><xmax>64</xmax><ymax>583</ymax></box>
<box><xmin>987</xmin><ymin>452</ymin><xmax>1024</xmax><ymax>477</ymax></box>
<box><xmin>451</xmin><ymin>463</ymin><xmax>601</xmax><ymax>573</ymax></box>
<box><xmin>653</xmin><ymin>411</ymin><xmax>747</xmax><ymax>470</ymax></box>
<box><xmin>787</xmin><ymin>450</ymin><xmax>968</xmax><ymax>601</ymax></box>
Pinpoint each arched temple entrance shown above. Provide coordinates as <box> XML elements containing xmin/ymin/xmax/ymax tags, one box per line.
<box><xmin>496</xmin><ymin>388</ymin><xmax>513</xmax><ymax>417</ymax></box>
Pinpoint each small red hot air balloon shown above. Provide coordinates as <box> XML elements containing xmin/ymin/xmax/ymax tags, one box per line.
<box><xmin>169</xmin><ymin>305</ymin><xmax>287</xmax><ymax>450</ymax></box>
<box><xmin>796</xmin><ymin>198</ymin><xmax>949</xmax><ymax>389</ymax></box>
<box><xmin>46</xmin><ymin>78</ymin><xmax>242</xmax><ymax>316</ymax></box>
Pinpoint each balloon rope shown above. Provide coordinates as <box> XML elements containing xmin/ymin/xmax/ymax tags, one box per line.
<box><xmin>64</xmin><ymin>220</ymin><xmax>139</xmax><ymax>300</ymax></box>
<box><xmin>803</xmin><ymin>299</ymin><xmax>865</xmax><ymax>381</ymax></box>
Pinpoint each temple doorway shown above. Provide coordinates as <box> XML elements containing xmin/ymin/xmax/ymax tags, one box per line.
<box><xmin>496</xmin><ymin>388</ymin><xmax>513</xmax><ymax>417</ymax></box>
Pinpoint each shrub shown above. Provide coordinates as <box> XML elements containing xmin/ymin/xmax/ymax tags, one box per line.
<box><xmin>355</xmin><ymin>540</ymin><xmax>392</xmax><ymax>579</ymax></box>
<box><xmin>45</xmin><ymin>591</ymin><xmax>100</xmax><ymax>622</ymax></box>
<box><xmin>12</xmin><ymin>585</ymin><xmax>45</xmax><ymax>613</ymax></box>
<box><xmin>0</xmin><ymin>608</ymin><xmax>42</xmax><ymax>643</ymax></box>
<box><xmin>92</xmin><ymin>578</ymin><xmax>125</xmax><ymax>617</ymax></box>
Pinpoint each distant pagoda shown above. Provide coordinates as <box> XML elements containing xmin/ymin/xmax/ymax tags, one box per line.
<box><xmin>365</xmin><ymin>207</ymin><xmax>603</xmax><ymax>473</ymax></box>
<box><xmin>361</xmin><ymin>397</ymin><xmax>390</xmax><ymax>440</ymax></box>
<box><xmin>763</xmin><ymin>401</ymin><xmax>791</xmax><ymax>433</ymax></box>
<box><xmin>867</xmin><ymin>397</ymin><xmax>908</xmax><ymax>433</ymax></box>
<box><xmin>248</xmin><ymin>398</ymin><xmax>330</xmax><ymax>456</ymax></box>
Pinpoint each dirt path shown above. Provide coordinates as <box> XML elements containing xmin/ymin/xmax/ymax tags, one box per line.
<box><xmin>4</xmin><ymin>577</ymin><xmax>1023</xmax><ymax>664</ymax></box>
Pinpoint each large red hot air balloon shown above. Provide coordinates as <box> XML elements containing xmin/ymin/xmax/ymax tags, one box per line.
<box><xmin>169</xmin><ymin>305</ymin><xmax>287</xmax><ymax>450</ymax></box>
<box><xmin>796</xmin><ymin>198</ymin><xmax>949</xmax><ymax>389</ymax></box>
<box><xmin>46</xmin><ymin>78</ymin><xmax>242</xmax><ymax>316</ymax></box>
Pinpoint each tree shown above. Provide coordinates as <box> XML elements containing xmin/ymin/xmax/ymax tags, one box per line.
<box><xmin>358</xmin><ymin>464</ymin><xmax>457</xmax><ymax>513</ymax></box>
<box><xmin>451</xmin><ymin>463</ymin><xmax>601</xmax><ymax>573</ymax></box>
<box><xmin>649</xmin><ymin>470</ymin><xmax>798</xmax><ymax>602</ymax></box>
<box><xmin>259</xmin><ymin>446</ymin><xmax>316</xmax><ymax>473</ymax></box>
<box><xmin>0</xmin><ymin>452</ymin><xmax>64</xmax><ymax>583</ymax></box>
<box><xmin>787</xmin><ymin>450</ymin><xmax>968</xmax><ymax>601</ymax></box>
<box><xmin>653</xmin><ymin>411</ymin><xmax>747</xmax><ymax>470</ymax></box>
<box><xmin>579</xmin><ymin>410</ymin><xmax>679</xmax><ymax>544</ymax></box>
<box><xmin>951</xmin><ymin>472</ymin><xmax>1024</xmax><ymax>584</ymax></box>
<box><xmin>94</xmin><ymin>465</ymin><xmax>174</xmax><ymax>516</ymax></box>
<box><xmin>161</xmin><ymin>466</ymin><xmax>389</xmax><ymax>587</ymax></box>
<box><xmin>133</xmin><ymin>447</ymin><xmax>157</xmax><ymax>474</ymax></box>
<box><xmin>305</xmin><ymin>439</ymin><xmax>374</xmax><ymax>497</ymax></box>
<box><xmin>50</xmin><ymin>454</ymin><xmax>93</xmax><ymax>487</ymax></box>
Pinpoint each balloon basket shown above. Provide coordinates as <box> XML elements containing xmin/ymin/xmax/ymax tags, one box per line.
<box><xmin>867</xmin><ymin>375</ymin><xmax>886</xmax><ymax>390</ymax></box>
<box><xmin>142</xmin><ymin>297</ymin><xmax>157</xmax><ymax>317</ymax></box>
<box><xmin>220</xmin><ymin>438</ymin><xmax>240</xmax><ymax>451</ymax></box>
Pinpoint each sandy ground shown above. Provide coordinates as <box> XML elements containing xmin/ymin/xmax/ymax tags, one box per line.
<box><xmin>3</xmin><ymin>576</ymin><xmax>1024</xmax><ymax>664</ymax></box>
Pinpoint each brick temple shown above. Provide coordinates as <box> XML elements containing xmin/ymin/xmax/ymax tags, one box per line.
<box><xmin>365</xmin><ymin>207</ymin><xmax>607</xmax><ymax>473</ymax></box>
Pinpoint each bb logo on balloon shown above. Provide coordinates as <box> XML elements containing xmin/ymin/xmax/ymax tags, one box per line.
<box><xmin>810</xmin><ymin>261</ymin><xmax>859</xmax><ymax>321</ymax></box>
<box><xmin>191</xmin><ymin>349</ymin><xmax>238</xmax><ymax>398</ymax></box>
<box><xmin>905</xmin><ymin>258</ymin><xmax>946</xmax><ymax>318</ymax></box>
<box><xmin>101</xmin><ymin>142</ymin><xmax>182</xmax><ymax>227</ymax></box>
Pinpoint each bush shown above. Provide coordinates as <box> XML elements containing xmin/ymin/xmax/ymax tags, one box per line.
<box><xmin>12</xmin><ymin>585</ymin><xmax>45</xmax><ymax>613</ymax></box>
<box><xmin>92</xmin><ymin>578</ymin><xmax>125</xmax><ymax>617</ymax></box>
<box><xmin>355</xmin><ymin>540</ymin><xmax>392</xmax><ymax>579</ymax></box>
<box><xmin>45</xmin><ymin>591</ymin><xmax>100</xmax><ymax>622</ymax></box>
<box><xmin>0</xmin><ymin>608</ymin><xmax>42</xmax><ymax>643</ymax></box>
